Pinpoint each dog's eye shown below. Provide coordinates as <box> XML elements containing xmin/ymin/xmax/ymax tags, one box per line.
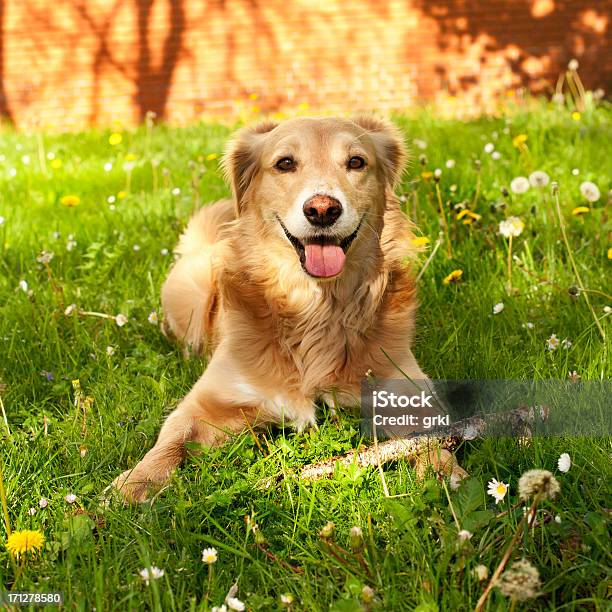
<box><xmin>275</xmin><ymin>157</ymin><xmax>296</xmax><ymax>172</ymax></box>
<box><xmin>348</xmin><ymin>156</ymin><xmax>366</xmax><ymax>170</ymax></box>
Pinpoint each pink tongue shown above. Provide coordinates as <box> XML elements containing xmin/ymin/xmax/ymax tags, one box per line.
<box><xmin>304</xmin><ymin>244</ymin><xmax>346</xmax><ymax>278</ymax></box>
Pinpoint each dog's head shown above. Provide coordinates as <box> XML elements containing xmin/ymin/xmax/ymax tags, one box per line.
<box><xmin>222</xmin><ymin>116</ymin><xmax>406</xmax><ymax>280</ymax></box>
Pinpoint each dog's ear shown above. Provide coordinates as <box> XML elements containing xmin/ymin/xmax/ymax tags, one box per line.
<box><xmin>221</xmin><ymin>121</ymin><xmax>278</xmax><ymax>213</ymax></box>
<box><xmin>352</xmin><ymin>116</ymin><xmax>406</xmax><ymax>188</ymax></box>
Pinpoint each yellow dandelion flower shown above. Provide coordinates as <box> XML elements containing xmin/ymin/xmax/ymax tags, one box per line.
<box><xmin>6</xmin><ymin>530</ymin><xmax>45</xmax><ymax>557</ymax></box>
<box><xmin>411</xmin><ymin>236</ymin><xmax>430</xmax><ymax>247</ymax></box>
<box><xmin>571</xmin><ymin>112</ymin><xmax>581</xmax><ymax>121</ymax></box>
<box><xmin>109</xmin><ymin>133</ymin><xmax>123</xmax><ymax>146</ymax></box>
<box><xmin>506</xmin><ymin>90</ymin><xmax>515</xmax><ymax>98</ymax></box>
<box><xmin>251</xmin><ymin>105</ymin><xmax>261</xmax><ymax>114</ymax></box>
<box><xmin>60</xmin><ymin>195</ymin><xmax>81</xmax><ymax>207</ymax></box>
<box><xmin>50</xmin><ymin>159</ymin><xmax>62</xmax><ymax>169</ymax></box>
<box><xmin>512</xmin><ymin>134</ymin><xmax>528</xmax><ymax>148</ymax></box>
<box><xmin>125</xmin><ymin>153</ymin><xmax>137</xmax><ymax>162</ymax></box>
<box><xmin>117</xmin><ymin>191</ymin><xmax>127</xmax><ymax>200</ymax></box>
<box><xmin>421</xmin><ymin>171</ymin><xmax>433</xmax><ymax>181</ymax></box>
<box><xmin>206</xmin><ymin>153</ymin><xmax>219</xmax><ymax>161</ymax></box>
<box><xmin>607</xmin><ymin>247</ymin><xmax>612</xmax><ymax>260</ymax></box>
<box><xmin>248</xmin><ymin>93</ymin><xmax>258</xmax><ymax>100</ymax></box>
<box><xmin>572</xmin><ymin>206</ymin><xmax>590</xmax><ymax>216</ymax></box>
<box><xmin>456</xmin><ymin>209</ymin><xmax>481</xmax><ymax>222</ymax></box>
<box><xmin>298</xmin><ymin>102</ymin><xmax>310</xmax><ymax>111</ymax></box>
<box><xmin>443</xmin><ymin>269</ymin><xmax>463</xmax><ymax>285</ymax></box>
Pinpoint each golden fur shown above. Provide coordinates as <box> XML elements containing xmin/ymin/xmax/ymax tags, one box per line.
<box><xmin>114</xmin><ymin>116</ymin><xmax>457</xmax><ymax>502</ymax></box>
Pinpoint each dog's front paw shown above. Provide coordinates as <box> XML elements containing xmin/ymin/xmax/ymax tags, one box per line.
<box><xmin>413</xmin><ymin>448</ymin><xmax>469</xmax><ymax>483</ymax></box>
<box><xmin>111</xmin><ymin>464</ymin><xmax>167</xmax><ymax>504</ymax></box>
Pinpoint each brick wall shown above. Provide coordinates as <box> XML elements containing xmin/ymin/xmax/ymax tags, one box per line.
<box><xmin>0</xmin><ymin>0</ymin><xmax>609</xmax><ymax>130</ymax></box>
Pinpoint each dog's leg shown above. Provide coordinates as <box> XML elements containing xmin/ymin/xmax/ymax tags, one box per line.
<box><xmin>113</xmin><ymin>350</ymin><xmax>266</xmax><ymax>503</ymax></box>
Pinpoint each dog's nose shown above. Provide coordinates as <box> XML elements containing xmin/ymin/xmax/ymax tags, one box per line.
<box><xmin>303</xmin><ymin>195</ymin><xmax>343</xmax><ymax>227</ymax></box>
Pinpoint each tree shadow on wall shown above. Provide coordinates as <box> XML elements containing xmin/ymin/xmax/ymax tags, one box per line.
<box><xmin>0</xmin><ymin>0</ymin><xmax>12</xmax><ymax>122</ymax></box>
<box><xmin>134</xmin><ymin>0</ymin><xmax>186</xmax><ymax>121</ymax></box>
<box><xmin>414</xmin><ymin>0</ymin><xmax>610</xmax><ymax>94</ymax></box>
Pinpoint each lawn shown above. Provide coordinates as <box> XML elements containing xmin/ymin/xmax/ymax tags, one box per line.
<box><xmin>0</xmin><ymin>98</ymin><xmax>610</xmax><ymax>611</ymax></box>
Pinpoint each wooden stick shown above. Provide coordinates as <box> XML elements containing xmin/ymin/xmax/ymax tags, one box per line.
<box><xmin>257</xmin><ymin>405</ymin><xmax>549</xmax><ymax>488</ymax></box>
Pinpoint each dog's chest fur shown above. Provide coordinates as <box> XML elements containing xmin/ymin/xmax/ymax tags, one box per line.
<box><xmin>225</xmin><ymin>265</ymin><xmax>416</xmax><ymax>398</ymax></box>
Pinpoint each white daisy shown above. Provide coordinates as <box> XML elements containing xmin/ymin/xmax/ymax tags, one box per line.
<box><xmin>65</xmin><ymin>493</ymin><xmax>77</xmax><ymax>504</ymax></box>
<box><xmin>529</xmin><ymin>171</ymin><xmax>550</xmax><ymax>188</ymax></box>
<box><xmin>106</xmin><ymin>346</ymin><xmax>115</xmax><ymax>356</ymax></box>
<box><xmin>579</xmin><ymin>181</ymin><xmax>600</xmax><ymax>202</ymax></box>
<box><xmin>18</xmin><ymin>280</ymin><xmax>28</xmax><ymax>292</ymax></box>
<box><xmin>147</xmin><ymin>311</ymin><xmax>159</xmax><ymax>325</ymax></box>
<box><xmin>139</xmin><ymin>566</ymin><xmax>165</xmax><ymax>585</ymax></box>
<box><xmin>226</xmin><ymin>597</ymin><xmax>245</xmax><ymax>611</ymax></box>
<box><xmin>484</xmin><ymin>143</ymin><xmax>495</xmax><ymax>154</ymax></box>
<box><xmin>458</xmin><ymin>529</ymin><xmax>472</xmax><ymax>542</ymax></box>
<box><xmin>39</xmin><ymin>498</ymin><xmax>48</xmax><ymax>508</ymax></box>
<box><xmin>558</xmin><ymin>453</ymin><xmax>571</xmax><ymax>473</ymax></box>
<box><xmin>493</xmin><ymin>302</ymin><xmax>504</xmax><ymax>315</ymax></box>
<box><xmin>445</xmin><ymin>159</ymin><xmax>455</xmax><ymax>168</ymax></box>
<box><xmin>510</xmin><ymin>176</ymin><xmax>530</xmax><ymax>194</ymax></box>
<box><xmin>115</xmin><ymin>314</ymin><xmax>128</xmax><ymax>327</ymax></box>
<box><xmin>547</xmin><ymin>334</ymin><xmax>559</xmax><ymax>351</ymax></box>
<box><xmin>202</xmin><ymin>547</ymin><xmax>218</xmax><ymax>564</ymax></box>
<box><xmin>487</xmin><ymin>478</ymin><xmax>509</xmax><ymax>504</ymax></box>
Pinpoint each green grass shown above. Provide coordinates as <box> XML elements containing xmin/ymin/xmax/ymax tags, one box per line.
<box><xmin>0</xmin><ymin>100</ymin><xmax>610</xmax><ymax>611</ymax></box>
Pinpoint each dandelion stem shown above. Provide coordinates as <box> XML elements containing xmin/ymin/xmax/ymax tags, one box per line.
<box><xmin>553</xmin><ymin>191</ymin><xmax>605</xmax><ymax>339</ymax></box>
<box><xmin>36</xmin><ymin>133</ymin><xmax>47</xmax><ymax>176</ymax></box>
<box><xmin>0</xmin><ymin>394</ymin><xmax>10</xmax><ymax>437</ymax></box>
<box><xmin>0</xmin><ymin>460</ymin><xmax>12</xmax><ymax>536</ymax></box>
<box><xmin>507</xmin><ymin>235</ymin><xmax>513</xmax><ymax>294</ymax></box>
<box><xmin>416</xmin><ymin>237</ymin><xmax>442</xmax><ymax>283</ymax></box>
<box><xmin>441</xmin><ymin>478</ymin><xmax>461</xmax><ymax>530</ymax></box>
<box><xmin>475</xmin><ymin>494</ymin><xmax>541</xmax><ymax>612</ymax></box>
<box><xmin>435</xmin><ymin>183</ymin><xmax>452</xmax><ymax>258</ymax></box>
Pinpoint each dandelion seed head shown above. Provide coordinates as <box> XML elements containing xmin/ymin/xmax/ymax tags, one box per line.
<box><xmin>493</xmin><ymin>302</ymin><xmax>504</xmax><ymax>315</ymax></box>
<box><xmin>499</xmin><ymin>217</ymin><xmax>524</xmax><ymax>238</ymax></box>
<box><xmin>580</xmin><ymin>181</ymin><xmax>600</xmax><ymax>202</ymax></box>
<box><xmin>518</xmin><ymin>469</ymin><xmax>560</xmax><ymax>500</ymax></box>
<box><xmin>445</xmin><ymin>159</ymin><xmax>455</xmax><ymax>168</ymax></box>
<box><xmin>529</xmin><ymin>171</ymin><xmax>550</xmax><ymax>188</ymax></box>
<box><xmin>510</xmin><ymin>177</ymin><xmax>530</xmax><ymax>194</ymax></box>
<box><xmin>496</xmin><ymin>559</ymin><xmax>541</xmax><ymax>601</ymax></box>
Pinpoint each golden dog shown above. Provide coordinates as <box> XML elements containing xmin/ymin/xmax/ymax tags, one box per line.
<box><xmin>114</xmin><ymin>116</ymin><xmax>463</xmax><ymax>502</ymax></box>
